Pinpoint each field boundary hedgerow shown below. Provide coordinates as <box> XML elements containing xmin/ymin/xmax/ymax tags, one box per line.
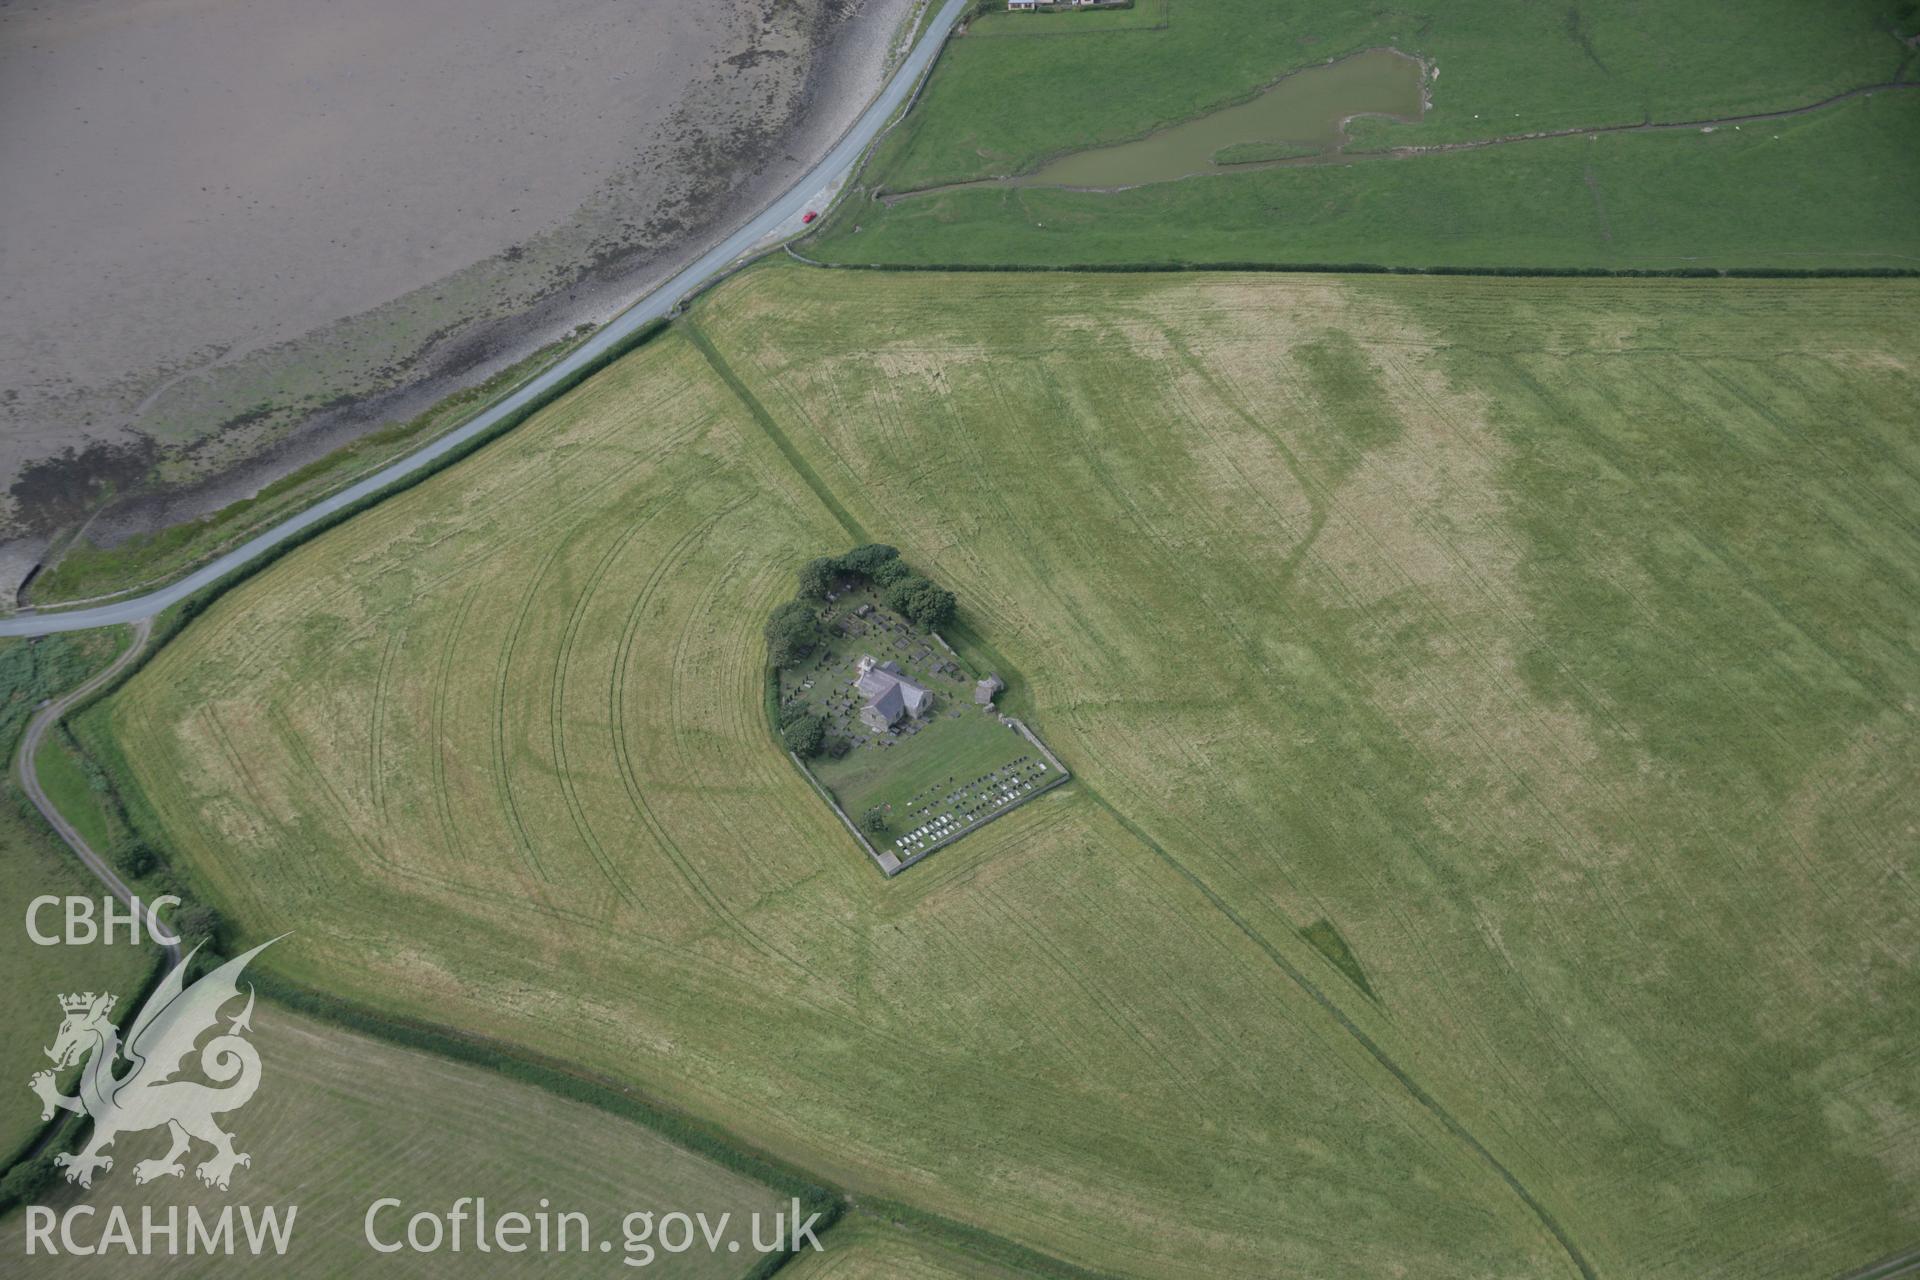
<box><xmin>687</xmin><ymin>292</ymin><xmax>1596</xmax><ymax>1277</ymax></box>
<box><xmin>7</xmin><ymin>723</ymin><xmax>1113</xmax><ymax>1280</ymax></box>
<box><xmin>790</xmin><ymin>246</ymin><xmax>1920</xmax><ymax>279</ymax></box>
<box><xmin>42</xmin><ymin>319</ymin><xmax>673</xmax><ymax>713</ymax></box>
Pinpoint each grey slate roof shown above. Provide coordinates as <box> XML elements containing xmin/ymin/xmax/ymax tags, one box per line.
<box><xmin>855</xmin><ymin>657</ymin><xmax>931</xmax><ymax>727</ymax></box>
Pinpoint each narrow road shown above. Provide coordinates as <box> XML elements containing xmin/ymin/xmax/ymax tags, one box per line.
<box><xmin>0</xmin><ymin>0</ymin><xmax>968</xmax><ymax>640</ymax></box>
<box><xmin>12</xmin><ymin>618</ymin><xmax>178</xmax><ymax>967</ymax></box>
<box><xmin>1840</xmin><ymin>1246</ymin><xmax>1920</xmax><ymax>1280</ymax></box>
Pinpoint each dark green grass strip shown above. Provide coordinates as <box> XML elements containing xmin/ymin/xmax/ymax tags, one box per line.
<box><xmin>1080</xmin><ymin>786</ymin><xmax>1596</xmax><ymax>1280</ymax></box>
<box><xmin>682</xmin><ymin>322</ymin><xmax>872</xmax><ymax>544</ymax></box>
<box><xmin>792</xmin><ymin>248</ymin><xmax>1920</xmax><ymax>280</ymax></box>
<box><xmin>1301</xmin><ymin>918</ymin><xmax>1379</xmax><ymax>1002</ymax></box>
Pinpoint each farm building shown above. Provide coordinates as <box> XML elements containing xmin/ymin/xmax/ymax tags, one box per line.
<box><xmin>975</xmin><ymin>674</ymin><xmax>1004</xmax><ymax>705</ymax></box>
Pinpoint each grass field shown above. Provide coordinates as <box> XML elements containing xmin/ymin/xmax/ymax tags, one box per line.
<box><xmin>92</xmin><ymin>322</ymin><xmax>1575</xmax><ymax>1278</ymax></box>
<box><xmin>966</xmin><ymin>0</ymin><xmax>1169</xmax><ymax>39</ymax></box>
<box><xmin>0</xmin><ymin>631</ymin><xmax>152</xmax><ymax>1161</ymax></box>
<box><xmin>821</xmin><ymin>0</ymin><xmax>1919</xmax><ymax>268</ymax></box>
<box><xmin>0</xmin><ymin>1002</ymin><xmax>785</xmax><ymax>1277</ymax></box>
<box><xmin>880</xmin><ymin>0</ymin><xmax>1910</xmax><ymax>189</ymax></box>
<box><xmin>98</xmin><ymin>263</ymin><xmax>1920</xmax><ymax>1276</ymax></box>
<box><xmin>816</xmin><ymin>90</ymin><xmax>1920</xmax><ymax>269</ymax></box>
<box><xmin>785</xmin><ymin>1214</ymin><xmax>1049</xmax><ymax>1279</ymax></box>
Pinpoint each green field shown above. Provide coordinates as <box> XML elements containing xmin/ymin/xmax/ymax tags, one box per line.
<box><xmin>966</xmin><ymin>0</ymin><xmax>1169</xmax><ymax>39</ymax></box>
<box><xmin>783</xmin><ymin>1214</ymin><xmax>1050</xmax><ymax>1279</ymax></box>
<box><xmin>97</xmin><ymin>263</ymin><xmax>1920</xmax><ymax>1276</ymax></box>
<box><xmin>816</xmin><ymin>91</ymin><xmax>1920</xmax><ymax>269</ymax></box>
<box><xmin>0</xmin><ymin>1003</ymin><xmax>785</xmax><ymax>1277</ymax></box>
<box><xmin>880</xmin><ymin>0</ymin><xmax>1910</xmax><ymax>188</ymax></box>
<box><xmin>0</xmin><ymin>631</ymin><xmax>152</xmax><ymax>1162</ymax></box>
<box><xmin>817</xmin><ymin>0</ymin><xmax>1919</xmax><ymax>268</ymax></box>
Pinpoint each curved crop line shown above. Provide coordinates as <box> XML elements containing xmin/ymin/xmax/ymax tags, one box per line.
<box><xmin>550</xmin><ymin>515</ymin><xmax>664</xmax><ymax>906</ymax></box>
<box><xmin>606</xmin><ymin>496</ymin><xmax>807</xmax><ymax>969</ymax></box>
<box><xmin>703</xmin><ymin>317</ymin><xmax>1600</xmax><ymax>1276</ymax></box>
<box><xmin>495</xmin><ymin>540</ymin><xmax>570</xmax><ymax>886</ymax></box>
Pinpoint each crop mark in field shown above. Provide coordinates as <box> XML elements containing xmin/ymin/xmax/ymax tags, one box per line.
<box><xmin>683</xmin><ymin>322</ymin><xmax>870</xmax><ymax>545</ymax></box>
<box><xmin>370</xmin><ymin>623</ymin><xmax>407</xmax><ymax>834</ymax></box>
<box><xmin>1504</xmin><ymin>359</ymin><xmax>1917</xmax><ymax>725</ymax></box>
<box><xmin>496</xmin><ymin>540</ymin><xmax>567</xmax><ymax>885</ymax></box>
<box><xmin>550</xmin><ymin>515</ymin><xmax>664</xmax><ymax>907</ymax></box>
<box><xmin>1563</xmin><ymin>7</ymin><xmax>1610</xmax><ymax>75</ymax></box>
<box><xmin>1166</xmin><ymin>331</ymin><xmax>1328</xmax><ymax>593</ymax></box>
<box><xmin>607</xmin><ymin>495</ymin><xmax>807</xmax><ymax>969</ymax></box>
<box><xmin>1081</xmin><ymin>786</ymin><xmax>1596</xmax><ymax>1280</ymax></box>
<box><xmin>701</xmin><ymin>315</ymin><xmax>1595</xmax><ymax>1277</ymax></box>
<box><xmin>432</xmin><ymin>584</ymin><xmax>481</xmax><ymax>876</ymax></box>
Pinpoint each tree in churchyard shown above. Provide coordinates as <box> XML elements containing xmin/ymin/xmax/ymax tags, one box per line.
<box><xmin>781</xmin><ymin>712</ymin><xmax>827</xmax><ymax>757</ymax></box>
<box><xmin>837</xmin><ymin>544</ymin><xmax>900</xmax><ymax>579</ymax></box>
<box><xmin>886</xmin><ymin>575</ymin><xmax>956</xmax><ymax>629</ymax></box>
<box><xmin>797</xmin><ymin>556</ymin><xmax>839</xmax><ymax>600</ymax></box>
<box><xmin>764</xmin><ymin>600</ymin><xmax>821</xmax><ymax>666</ymax></box>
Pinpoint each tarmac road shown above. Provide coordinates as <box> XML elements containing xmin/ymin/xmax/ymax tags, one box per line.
<box><xmin>11</xmin><ymin>618</ymin><xmax>179</xmax><ymax>967</ymax></box>
<box><xmin>0</xmin><ymin>0</ymin><xmax>965</xmax><ymax>640</ymax></box>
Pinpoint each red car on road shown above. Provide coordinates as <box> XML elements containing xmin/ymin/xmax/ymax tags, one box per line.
<box><xmin>801</xmin><ymin>210</ymin><xmax>818</xmax><ymax>224</ymax></box>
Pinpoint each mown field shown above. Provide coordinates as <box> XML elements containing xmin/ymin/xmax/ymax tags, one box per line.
<box><xmin>99</xmin><ymin>263</ymin><xmax>1920</xmax><ymax>1276</ymax></box>
<box><xmin>94</xmin><ymin>326</ymin><xmax>1577</xmax><ymax>1278</ymax></box>
<box><xmin>820</xmin><ymin>0</ymin><xmax>1919</xmax><ymax>268</ymax></box>
<box><xmin>0</xmin><ymin>1003</ymin><xmax>784</xmax><ymax>1277</ymax></box>
<box><xmin>0</xmin><ymin>631</ymin><xmax>151</xmax><ymax>1161</ymax></box>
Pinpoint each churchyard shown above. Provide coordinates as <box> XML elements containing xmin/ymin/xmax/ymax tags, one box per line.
<box><xmin>778</xmin><ymin>585</ymin><xmax>1066</xmax><ymax>867</ymax></box>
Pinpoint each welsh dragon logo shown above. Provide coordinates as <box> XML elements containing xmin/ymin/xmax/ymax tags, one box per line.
<box><xmin>29</xmin><ymin>938</ymin><xmax>279</xmax><ymax>1191</ymax></box>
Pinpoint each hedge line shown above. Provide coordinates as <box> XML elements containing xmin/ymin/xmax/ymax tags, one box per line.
<box><xmin>807</xmin><ymin>257</ymin><xmax>1920</xmax><ymax>279</ymax></box>
<box><xmin>47</xmin><ymin>712</ymin><xmax>850</xmax><ymax>1220</ymax></box>
<box><xmin>59</xmin><ymin>316</ymin><xmax>673</xmax><ymax>720</ymax></box>
<box><xmin>852</xmin><ymin>1198</ymin><xmax>1119</xmax><ymax>1280</ymax></box>
<box><xmin>243</xmin><ymin>968</ymin><xmax>843</xmax><ymax>1214</ymax></box>
<box><xmin>0</xmin><ymin>950</ymin><xmax>168</xmax><ymax>1211</ymax></box>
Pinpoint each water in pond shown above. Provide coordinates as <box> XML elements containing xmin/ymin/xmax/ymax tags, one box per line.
<box><xmin>1018</xmin><ymin>48</ymin><xmax>1425</xmax><ymax>188</ymax></box>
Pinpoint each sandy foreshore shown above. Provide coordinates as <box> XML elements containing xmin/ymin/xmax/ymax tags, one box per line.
<box><xmin>0</xmin><ymin>0</ymin><xmax>919</xmax><ymax>597</ymax></box>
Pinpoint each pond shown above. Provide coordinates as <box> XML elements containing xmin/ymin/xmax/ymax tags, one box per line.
<box><xmin>1015</xmin><ymin>47</ymin><xmax>1425</xmax><ymax>189</ymax></box>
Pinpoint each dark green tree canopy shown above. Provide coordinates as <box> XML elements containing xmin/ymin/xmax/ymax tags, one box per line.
<box><xmin>885</xmin><ymin>575</ymin><xmax>957</xmax><ymax>629</ymax></box>
<box><xmin>764</xmin><ymin>599</ymin><xmax>821</xmax><ymax>666</ymax></box>
<box><xmin>837</xmin><ymin>544</ymin><xmax>901</xmax><ymax>578</ymax></box>
<box><xmin>797</xmin><ymin>556</ymin><xmax>840</xmax><ymax>600</ymax></box>
<box><xmin>781</xmin><ymin>712</ymin><xmax>827</xmax><ymax>758</ymax></box>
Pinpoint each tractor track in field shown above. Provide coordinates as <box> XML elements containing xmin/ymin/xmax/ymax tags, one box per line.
<box><xmin>693</xmin><ymin>322</ymin><xmax>1600</xmax><ymax>1279</ymax></box>
<box><xmin>0</xmin><ymin>0</ymin><xmax>971</xmax><ymax>641</ymax></box>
